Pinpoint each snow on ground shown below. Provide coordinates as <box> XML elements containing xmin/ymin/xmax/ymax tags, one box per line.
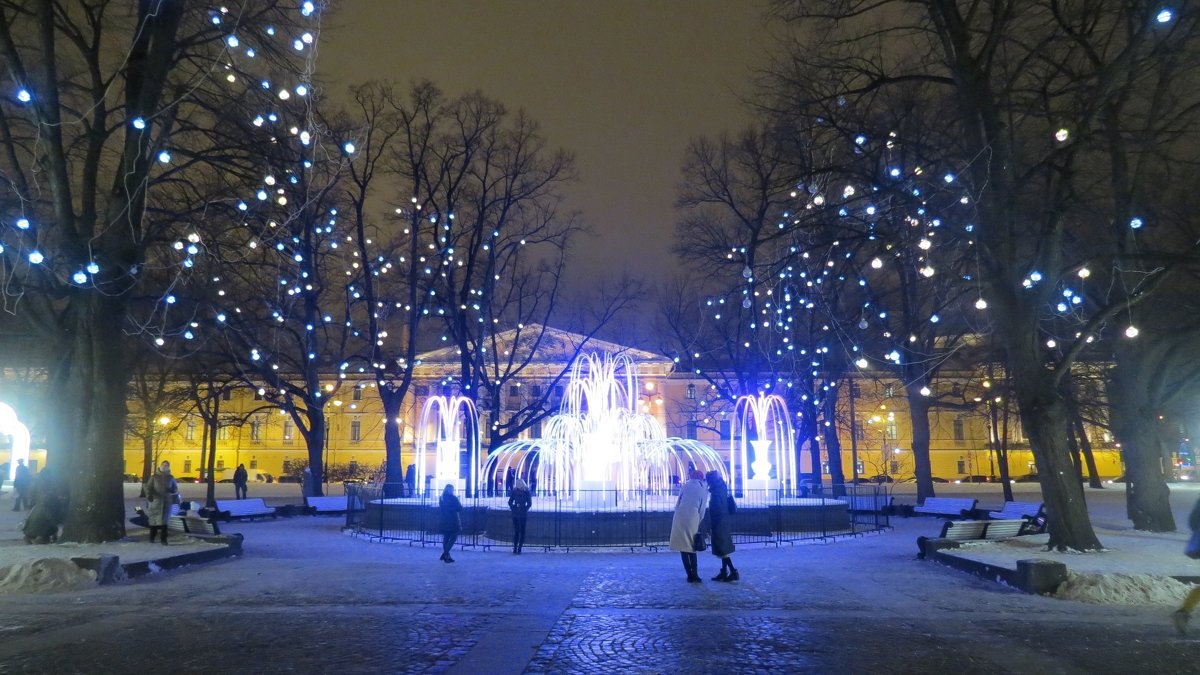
<box><xmin>0</xmin><ymin>480</ymin><xmax>1198</xmax><ymax>604</ymax></box>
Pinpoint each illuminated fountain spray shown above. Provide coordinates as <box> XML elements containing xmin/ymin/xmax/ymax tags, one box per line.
<box><xmin>484</xmin><ymin>352</ymin><xmax>727</xmax><ymax>502</ymax></box>
<box><xmin>414</xmin><ymin>395</ymin><xmax>480</xmax><ymax>495</ymax></box>
<box><xmin>734</xmin><ymin>393</ymin><xmax>796</xmax><ymax>493</ymax></box>
<box><xmin>0</xmin><ymin>403</ymin><xmax>30</xmax><ymax>482</ymax></box>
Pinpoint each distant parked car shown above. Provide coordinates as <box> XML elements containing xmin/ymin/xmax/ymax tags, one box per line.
<box><xmin>123</xmin><ymin>473</ymin><xmax>141</xmax><ymax>483</ymax></box>
<box><xmin>1011</xmin><ymin>473</ymin><xmax>1040</xmax><ymax>483</ymax></box>
<box><xmin>930</xmin><ymin>476</ymin><xmax>950</xmax><ymax>483</ymax></box>
<box><xmin>955</xmin><ymin>475</ymin><xmax>995</xmax><ymax>484</ymax></box>
<box><xmin>1105</xmin><ymin>474</ymin><xmax>1126</xmax><ymax>483</ymax></box>
<box><xmin>218</xmin><ymin>471</ymin><xmax>273</xmax><ymax>484</ymax></box>
<box><xmin>276</xmin><ymin>475</ymin><xmax>302</xmax><ymax>484</ymax></box>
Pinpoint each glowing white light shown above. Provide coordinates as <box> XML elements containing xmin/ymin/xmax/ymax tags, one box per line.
<box><xmin>870</xmin><ymin>258</ymin><xmax>883</xmax><ymax>269</ymax></box>
<box><xmin>943</xmin><ymin>173</ymin><xmax>955</xmax><ymax>183</ymax></box>
<box><xmin>295</xmin><ymin>84</ymin><xmax>308</xmax><ymax>96</ymax></box>
<box><xmin>27</xmin><ymin>251</ymin><xmax>43</xmax><ymax>264</ymax></box>
<box><xmin>1130</xmin><ymin>216</ymin><xmax>1144</xmax><ymax>229</ymax></box>
<box><xmin>343</xmin><ymin>141</ymin><xmax>356</xmax><ymax>154</ymax></box>
<box><xmin>1046</xmin><ymin>339</ymin><xmax>1057</xmax><ymax>348</ymax></box>
<box><xmin>226</xmin><ymin>35</ymin><xmax>239</xmax><ymax>48</ymax></box>
<box><xmin>86</xmin><ymin>262</ymin><xmax>99</xmax><ymax>274</ymax></box>
<box><xmin>919</xmin><ymin>386</ymin><xmax>931</xmax><ymax>397</ymax></box>
<box><xmin>918</xmin><ymin>238</ymin><xmax>931</xmax><ymax>250</ymax></box>
<box><xmin>1055</xmin><ymin>128</ymin><xmax>1070</xmax><ymax>142</ymax></box>
<box><xmin>131</xmin><ymin>117</ymin><xmax>146</xmax><ymax>130</ymax></box>
<box><xmin>1157</xmin><ymin>9</ymin><xmax>1174</xmax><ymax>23</ymax></box>
<box><xmin>920</xmin><ymin>266</ymin><xmax>935</xmax><ymax>278</ymax></box>
<box><xmin>72</xmin><ymin>271</ymin><xmax>87</xmax><ymax>284</ymax></box>
<box><xmin>1125</xmin><ymin>325</ymin><xmax>1139</xmax><ymax>338</ymax></box>
<box><xmin>15</xmin><ymin>218</ymin><xmax>29</xmax><ymax>229</ymax></box>
<box><xmin>278</xmin><ymin>89</ymin><xmax>290</xmax><ymax>100</ymax></box>
<box><xmin>856</xmin><ymin>358</ymin><xmax>869</xmax><ymax>369</ymax></box>
<box><xmin>301</xmin><ymin>1</ymin><xmax>316</xmax><ymax>16</ymax></box>
<box><xmin>975</xmin><ymin>298</ymin><xmax>988</xmax><ymax>310</ymax></box>
<box><xmin>157</xmin><ymin>150</ymin><xmax>171</xmax><ymax>163</ymax></box>
<box><xmin>1029</xmin><ymin>270</ymin><xmax>1043</xmax><ymax>282</ymax></box>
<box><xmin>16</xmin><ymin>88</ymin><xmax>31</xmax><ymax>103</ymax></box>
<box><xmin>1078</xmin><ymin>267</ymin><xmax>1091</xmax><ymax>278</ymax></box>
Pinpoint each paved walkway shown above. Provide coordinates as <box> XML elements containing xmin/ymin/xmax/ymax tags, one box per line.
<box><xmin>0</xmin><ymin>484</ymin><xmax>1196</xmax><ymax>673</ymax></box>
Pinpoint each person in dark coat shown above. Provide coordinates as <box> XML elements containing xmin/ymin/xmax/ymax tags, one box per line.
<box><xmin>301</xmin><ymin>466</ymin><xmax>316</xmax><ymax>498</ymax></box>
<box><xmin>12</xmin><ymin>459</ymin><xmax>32</xmax><ymax>511</ymax></box>
<box><xmin>504</xmin><ymin>467</ymin><xmax>516</xmax><ymax>497</ymax></box>
<box><xmin>404</xmin><ymin>464</ymin><xmax>416</xmax><ymax>498</ymax></box>
<box><xmin>508</xmin><ymin>477</ymin><xmax>532</xmax><ymax>554</ymax></box>
<box><xmin>705</xmin><ymin>470</ymin><xmax>739</xmax><ymax>581</ymax></box>
<box><xmin>22</xmin><ymin>466</ymin><xmax>65</xmax><ymax>544</ymax></box>
<box><xmin>439</xmin><ymin>484</ymin><xmax>463</xmax><ymax>562</ymax></box>
<box><xmin>1173</xmin><ymin>495</ymin><xmax>1200</xmax><ymax>634</ymax></box>
<box><xmin>233</xmin><ymin>464</ymin><xmax>249</xmax><ymax>500</ymax></box>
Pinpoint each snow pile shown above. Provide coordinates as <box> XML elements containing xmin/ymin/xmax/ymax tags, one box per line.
<box><xmin>0</xmin><ymin>558</ymin><xmax>96</xmax><ymax>594</ymax></box>
<box><xmin>1056</xmin><ymin>571</ymin><xmax>1193</xmax><ymax>606</ymax></box>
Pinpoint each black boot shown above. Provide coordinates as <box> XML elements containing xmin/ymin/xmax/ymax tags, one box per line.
<box><xmin>724</xmin><ymin>559</ymin><xmax>739</xmax><ymax>582</ymax></box>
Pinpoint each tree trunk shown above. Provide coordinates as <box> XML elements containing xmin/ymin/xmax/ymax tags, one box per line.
<box><xmin>205</xmin><ymin>416</ymin><xmax>218</xmax><ymax>508</ymax></box>
<box><xmin>822</xmin><ymin>393</ymin><xmax>845</xmax><ymax>496</ymax></box>
<box><xmin>57</xmin><ymin>295</ymin><xmax>129</xmax><ymax>542</ymax></box>
<box><xmin>381</xmin><ymin>389</ymin><xmax>404</xmax><ymax>498</ymax></box>
<box><xmin>306</xmin><ymin>411</ymin><xmax>326</xmax><ymax>497</ymax></box>
<box><xmin>1113</xmin><ymin>413</ymin><xmax>1176</xmax><ymax>531</ymax></box>
<box><xmin>906</xmin><ymin>392</ymin><xmax>936</xmax><ymax>502</ymax></box>
<box><xmin>140</xmin><ymin>426</ymin><xmax>153</xmax><ymax>498</ymax></box>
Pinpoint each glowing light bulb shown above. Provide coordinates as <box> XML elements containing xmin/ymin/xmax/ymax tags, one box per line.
<box><xmin>86</xmin><ymin>262</ymin><xmax>99</xmax><ymax>274</ymax></box>
<box><xmin>1125</xmin><ymin>325</ymin><xmax>1139</xmax><ymax>338</ymax></box>
<box><xmin>72</xmin><ymin>271</ymin><xmax>87</xmax><ymax>284</ymax></box>
<box><xmin>16</xmin><ymin>218</ymin><xmax>29</xmax><ymax>229</ymax></box>
<box><xmin>16</xmin><ymin>88</ymin><xmax>31</xmax><ymax>103</ymax></box>
<box><xmin>1055</xmin><ymin>128</ymin><xmax>1070</xmax><ymax>142</ymax></box>
<box><xmin>1077</xmin><ymin>267</ymin><xmax>1091</xmax><ymax>278</ymax></box>
<box><xmin>870</xmin><ymin>258</ymin><xmax>883</xmax><ymax>269</ymax></box>
<box><xmin>28</xmin><ymin>250</ymin><xmax>43</xmax><ymax>264</ymax></box>
<box><xmin>1157</xmin><ymin>9</ymin><xmax>1174</xmax><ymax>23</ymax></box>
<box><xmin>226</xmin><ymin>35</ymin><xmax>239</xmax><ymax>48</ymax></box>
<box><xmin>975</xmin><ymin>298</ymin><xmax>988</xmax><ymax>310</ymax></box>
<box><xmin>855</xmin><ymin>358</ymin><xmax>868</xmax><ymax>369</ymax></box>
<box><xmin>919</xmin><ymin>386</ymin><xmax>931</xmax><ymax>397</ymax></box>
<box><xmin>343</xmin><ymin>141</ymin><xmax>356</xmax><ymax>154</ymax></box>
<box><xmin>1130</xmin><ymin>216</ymin><xmax>1144</xmax><ymax>229</ymax></box>
<box><xmin>131</xmin><ymin>117</ymin><xmax>146</xmax><ymax>130</ymax></box>
<box><xmin>157</xmin><ymin>150</ymin><xmax>171</xmax><ymax>163</ymax></box>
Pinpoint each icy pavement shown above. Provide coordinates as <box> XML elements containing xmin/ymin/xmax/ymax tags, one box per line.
<box><xmin>0</xmin><ymin>482</ymin><xmax>1195</xmax><ymax>673</ymax></box>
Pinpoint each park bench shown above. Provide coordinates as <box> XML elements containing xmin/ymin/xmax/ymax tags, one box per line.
<box><xmin>167</xmin><ymin>515</ymin><xmax>222</xmax><ymax>537</ymax></box>
<box><xmin>214</xmin><ymin>498</ymin><xmax>277</xmax><ymax>521</ymax></box>
<box><xmin>916</xmin><ymin>518</ymin><xmax>1032</xmax><ymax>557</ymax></box>
<box><xmin>845</xmin><ymin>493</ymin><xmax>894</xmax><ymax>513</ymax></box>
<box><xmin>912</xmin><ymin>497</ymin><xmax>977</xmax><ymax>518</ymax></box>
<box><xmin>988</xmin><ymin>501</ymin><xmax>1044</xmax><ymax>521</ymax></box>
<box><xmin>305</xmin><ymin>495</ymin><xmax>364</xmax><ymax>515</ymax></box>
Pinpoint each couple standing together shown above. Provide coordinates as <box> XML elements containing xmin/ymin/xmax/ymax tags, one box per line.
<box><xmin>670</xmin><ymin>470</ymin><xmax>738</xmax><ymax>583</ymax></box>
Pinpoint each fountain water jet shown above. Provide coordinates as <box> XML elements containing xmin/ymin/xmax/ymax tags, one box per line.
<box><xmin>413</xmin><ymin>395</ymin><xmax>479</xmax><ymax>495</ymax></box>
<box><xmin>734</xmin><ymin>393</ymin><xmax>797</xmax><ymax>494</ymax></box>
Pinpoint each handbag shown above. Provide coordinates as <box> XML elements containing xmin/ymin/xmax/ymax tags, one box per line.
<box><xmin>693</xmin><ymin>532</ymin><xmax>707</xmax><ymax>551</ymax></box>
<box><xmin>1186</xmin><ymin>529</ymin><xmax>1200</xmax><ymax>560</ymax></box>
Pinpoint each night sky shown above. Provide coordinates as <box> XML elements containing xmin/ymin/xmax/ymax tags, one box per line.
<box><xmin>319</xmin><ymin>1</ymin><xmax>768</xmax><ymax>284</ymax></box>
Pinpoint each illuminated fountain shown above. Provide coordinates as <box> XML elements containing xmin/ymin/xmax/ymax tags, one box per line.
<box><xmin>482</xmin><ymin>352</ymin><xmax>728</xmax><ymax>505</ymax></box>
<box><xmin>734</xmin><ymin>393</ymin><xmax>797</xmax><ymax>494</ymax></box>
<box><xmin>413</xmin><ymin>395</ymin><xmax>479</xmax><ymax>495</ymax></box>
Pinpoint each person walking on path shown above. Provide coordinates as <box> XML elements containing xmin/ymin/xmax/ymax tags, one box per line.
<box><xmin>439</xmin><ymin>484</ymin><xmax>463</xmax><ymax>563</ymax></box>
<box><xmin>504</xmin><ymin>467</ymin><xmax>516</xmax><ymax>497</ymax></box>
<box><xmin>233</xmin><ymin>464</ymin><xmax>249</xmax><ymax>500</ymax></box>
<box><xmin>670</xmin><ymin>469</ymin><xmax>710</xmax><ymax>583</ymax></box>
<box><xmin>11</xmin><ymin>459</ymin><xmax>32</xmax><ymax>511</ymax></box>
<box><xmin>1173</xmin><ymin>495</ymin><xmax>1200</xmax><ymax>634</ymax></box>
<box><xmin>705</xmin><ymin>470</ymin><xmax>739</xmax><ymax>582</ymax></box>
<box><xmin>145</xmin><ymin>461</ymin><xmax>179</xmax><ymax>545</ymax></box>
<box><xmin>508</xmin><ymin>477</ymin><xmax>533</xmax><ymax>554</ymax></box>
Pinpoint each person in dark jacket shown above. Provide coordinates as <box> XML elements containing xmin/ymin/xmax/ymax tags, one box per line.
<box><xmin>504</xmin><ymin>467</ymin><xmax>516</xmax><ymax>497</ymax></box>
<box><xmin>1173</xmin><ymin>496</ymin><xmax>1200</xmax><ymax>634</ymax></box>
<box><xmin>12</xmin><ymin>459</ymin><xmax>31</xmax><ymax>511</ymax></box>
<box><xmin>508</xmin><ymin>477</ymin><xmax>533</xmax><ymax>554</ymax></box>
<box><xmin>705</xmin><ymin>470</ymin><xmax>739</xmax><ymax>582</ymax></box>
<box><xmin>22</xmin><ymin>466</ymin><xmax>65</xmax><ymax>544</ymax></box>
<box><xmin>233</xmin><ymin>464</ymin><xmax>249</xmax><ymax>500</ymax></box>
<box><xmin>439</xmin><ymin>484</ymin><xmax>463</xmax><ymax>563</ymax></box>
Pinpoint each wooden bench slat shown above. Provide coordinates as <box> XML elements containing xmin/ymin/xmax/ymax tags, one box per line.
<box><xmin>215</xmin><ymin>498</ymin><xmax>277</xmax><ymax>520</ymax></box>
<box><xmin>987</xmin><ymin>501</ymin><xmax>1044</xmax><ymax>520</ymax></box>
<box><xmin>913</xmin><ymin>497</ymin><xmax>978</xmax><ymax>517</ymax></box>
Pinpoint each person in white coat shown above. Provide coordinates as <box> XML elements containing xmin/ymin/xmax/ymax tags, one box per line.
<box><xmin>669</xmin><ymin>469</ymin><xmax>710</xmax><ymax>583</ymax></box>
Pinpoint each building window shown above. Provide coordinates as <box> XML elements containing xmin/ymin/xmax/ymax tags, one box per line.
<box><xmin>254</xmin><ymin>389</ymin><xmax>264</xmax><ymax>401</ymax></box>
<box><xmin>686</xmin><ymin>384</ymin><xmax>696</xmax><ymax>400</ymax></box>
<box><xmin>821</xmin><ymin>461</ymin><xmax>830</xmax><ymax>474</ymax></box>
<box><xmin>686</xmin><ymin>421</ymin><xmax>698</xmax><ymax>440</ymax></box>
<box><xmin>283</xmin><ymin>420</ymin><xmax>294</xmax><ymax>442</ymax></box>
<box><xmin>250</xmin><ymin>457</ymin><xmax>258</xmax><ymax>469</ymax></box>
<box><xmin>184</xmin><ymin>459</ymin><xmax>192</xmax><ymax>473</ymax></box>
<box><xmin>509</xmin><ymin>385</ymin><xmax>520</xmax><ymax>398</ymax></box>
<box><xmin>350</xmin><ymin>417</ymin><xmax>362</xmax><ymax>443</ymax></box>
<box><xmin>854</xmin><ymin>422</ymin><xmax>866</xmax><ymax>441</ymax></box>
<box><xmin>850</xmin><ymin>381</ymin><xmax>861</xmax><ymax>398</ymax></box>
<box><xmin>218</xmin><ymin>426</ymin><xmax>230</xmax><ymax>441</ymax></box>
<box><xmin>957</xmin><ymin>459</ymin><xmax>966</xmax><ymax>474</ymax></box>
<box><xmin>250</xmin><ymin>417</ymin><xmax>262</xmax><ymax>442</ymax></box>
<box><xmin>353</xmin><ymin>387</ymin><xmax>363</xmax><ymax>401</ymax></box>
<box><xmin>885</xmin><ymin>420</ymin><xmax>897</xmax><ymax>440</ymax></box>
<box><xmin>856</xmin><ymin>461</ymin><xmax>865</xmax><ymax>475</ymax></box>
<box><xmin>217</xmin><ymin>458</ymin><xmax>225</xmax><ymax>470</ymax></box>
<box><xmin>185</xmin><ymin>420</ymin><xmax>196</xmax><ymax>442</ymax></box>
<box><xmin>890</xmin><ymin>460</ymin><xmax>900</xmax><ymax>474</ymax></box>
<box><xmin>531</xmin><ymin>385</ymin><xmax>542</xmax><ymax>397</ymax></box>
<box><xmin>953</xmin><ymin>418</ymin><xmax>966</xmax><ymax>442</ymax></box>
<box><xmin>221</xmin><ymin>389</ymin><xmax>232</xmax><ymax>401</ymax></box>
<box><xmin>719</xmin><ymin>420</ymin><xmax>731</xmax><ymax>440</ymax></box>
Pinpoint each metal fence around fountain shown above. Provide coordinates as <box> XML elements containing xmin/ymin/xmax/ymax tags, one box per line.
<box><xmin>344</xmin><ymin>482</ymin><xmax>891</xmax><ymax>550</ymax></box>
